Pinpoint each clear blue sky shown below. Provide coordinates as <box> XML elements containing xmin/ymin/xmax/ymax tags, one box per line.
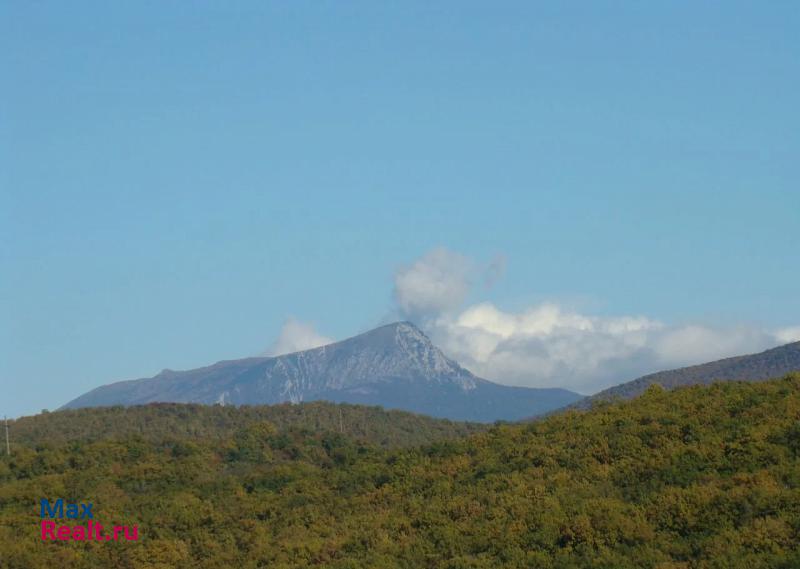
<box><xmin>2</xmin><ymin>2</ymin><xmax>799</xmax><ymax>418</ymax></box>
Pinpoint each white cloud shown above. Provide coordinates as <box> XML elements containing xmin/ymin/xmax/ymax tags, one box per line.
<box><xmin>393</xmin><ymin>247</ymin><xmax>473</xmax><ymax>320</ymax></box>
<box><xmin>428</xmin><ymin>305</ymin><xmax>791</xmax><ymax>394</ymax></box>
<box><xmin>775</xmin><ymin>327</ymin><xmax>800</xmax><ymax>344</ymax></box>
<box><xmin>265</xmin><ymin>318</ymin><xmax>334</xmax><ymax>356</ymax></box>
<box><xmin>652</xmin><ymin>325</ymin><xmax>776</xmax><ymax>367</ymax></box>
<box><xmin>428</xmin><ymin>302</ymin><xmax>665</xmax><ymax>393</ymax></box>
<box><xmin>395</xmin><ymin>248</ymin><xmax>798</xmax><ymax>394</ymax></box>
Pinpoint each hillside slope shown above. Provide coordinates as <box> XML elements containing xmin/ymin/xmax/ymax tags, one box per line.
<box><xmin>4</xmin><ymin>374</ymin><xmax>799</xmax><ymax>568</ymax></box>
<box><xmin>10</xmin><ymin>401</ymin><xmax>486</xmax><ymax>449</ymax></box>
<box><xmin>582</xmin><ymin>340</ymin><xmax>800</xmax><ymax>406</ymax></box>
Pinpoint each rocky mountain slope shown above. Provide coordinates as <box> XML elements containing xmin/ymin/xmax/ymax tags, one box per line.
<box><xmin>62</xmin><ymin>322</ymin><xmax>581</xmax><ymax>422</ymax></box>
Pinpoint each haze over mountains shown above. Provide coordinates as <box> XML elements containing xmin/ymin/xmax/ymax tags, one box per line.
<box><xmin>62</xmin><ymin>322</ymin><xmax>581</xmax><ymax>422</ymax></box>
<box><xmin>576</xmin><ymin>340</ymin><xmax>800</xmax><ymax>408</ymax></box>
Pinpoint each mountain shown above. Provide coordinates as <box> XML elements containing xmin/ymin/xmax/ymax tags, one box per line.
<box><xmin>580</xmin><ymin>340</ymin><xmax>800</xmax><ymax>406</ymax></box>
<box><xmin>62</xmin><ymin>321</ymin><xmax>581</xmax><ymax>422</ymax></box>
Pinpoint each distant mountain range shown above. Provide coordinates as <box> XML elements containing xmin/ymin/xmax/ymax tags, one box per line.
<box><xmin>576</xmin><ymin>340</ymin><xmax>800</xmax><ymax>408</ymax></box>
<box><xmin>62</xmin><ymin>322</ymin><xmax>582</xmax><ymax>422</ymax></box>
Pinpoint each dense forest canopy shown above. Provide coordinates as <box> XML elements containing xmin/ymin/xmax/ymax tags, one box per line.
<box><xmin>2</xmin><ymin>374</ymin><xmax>799</xmax><ymax>568</ymax></box>
<box><xmin>8</xmin><ymin>401</ymin><xmax>486</xmax><ymax>449</ymax></box>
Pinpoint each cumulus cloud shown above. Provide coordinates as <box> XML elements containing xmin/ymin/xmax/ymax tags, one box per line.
<box><xmin>395</xmin><ymin>248</ymin><xmax>798</xmax><ymax>394</ymax></box>
<box><xmin>265</xmin><ymin>318</ymin><xmax>334</xmax><ymax>356</ymax></box>
<box><xmin>652</xmin><ymin>325</ymin><xmax>777</xmax><ymax>367</ymax></box>
<box><xmin>428</xmin><ymin>303</ymin><xmax>663</xmax><ymax>393</ymax></box>
<box><xmin>393</xmin><ymin>247</ymin><xmax>474</xmax><ymax>321</ymax></box>
<box><xmin>427</xmin><ymin>304</ymin><xmax>789</xmax><ymax>394</ymax></box>
<box><xmin>775</xmin><ymin>327</ymin><xmax>800</xmax><ymax>344</ymax></box>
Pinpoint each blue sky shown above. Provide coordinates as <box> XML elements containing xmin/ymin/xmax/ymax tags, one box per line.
<box><xmin>2</xmin><ymin>2</ymin><xmax>799</xmax><ymax>418</ymax></box>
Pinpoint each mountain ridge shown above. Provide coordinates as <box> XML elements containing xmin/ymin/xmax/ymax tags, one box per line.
<box><xmin>575</xmin><ymin>339</ymin><xmax>800</xmax><ymax>408</ymax></box>
<box><xmin>62</xmin><ymin>321</ymin><xmax>581</xmax><ymax>422</ymax></box>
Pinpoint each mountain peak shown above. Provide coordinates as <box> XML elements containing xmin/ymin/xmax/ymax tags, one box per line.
<box><xmin>273</xmin><ymin>321</ymin><xmax>456</xmax><ymax>386</ymax></box>
<box><xmin>348</xmin><ymin>320</ymin><xmax>428</xmax><ymax>342</ymax></box>
<box><xmin>392</xmin><ymin>320</ymin><xmax>425</xmax><ymax>333</ymax></box>
<box><xmin>392</xmin><ymin>321</ymin><xmax>431</xmax><ymax>344</ymax></box>
<box><xmin>328</xmin><ymin>321</ymin><xmax>461</xmax><ymax>378</ymax></box>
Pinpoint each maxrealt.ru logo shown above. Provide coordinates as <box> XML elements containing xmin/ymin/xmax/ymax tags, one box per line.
<box><xmin>40</xmin><ymin>499</ymin><xmax>138</xmax><ymax>542</ymax></box>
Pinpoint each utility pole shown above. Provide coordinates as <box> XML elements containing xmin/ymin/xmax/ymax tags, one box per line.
<box><xmin>4</xmin><ymin>416</ymin><xmax>9</xmax><ymax>456</ymax></box>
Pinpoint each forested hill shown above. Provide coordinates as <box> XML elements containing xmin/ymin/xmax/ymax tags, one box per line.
<box><xmin>580</xmin><ymin>340</ymin><xmax>800</xmax><ymax>406</ymax></box>
<box><xmin>3</xmin><ymin>374</ymin><xmax>799</xmax><ymax>568</ymax></box>
<box><xmin>8</xmin><ymin>401</ymin><xmax>486</xmax><ymax>449</ymax></box>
